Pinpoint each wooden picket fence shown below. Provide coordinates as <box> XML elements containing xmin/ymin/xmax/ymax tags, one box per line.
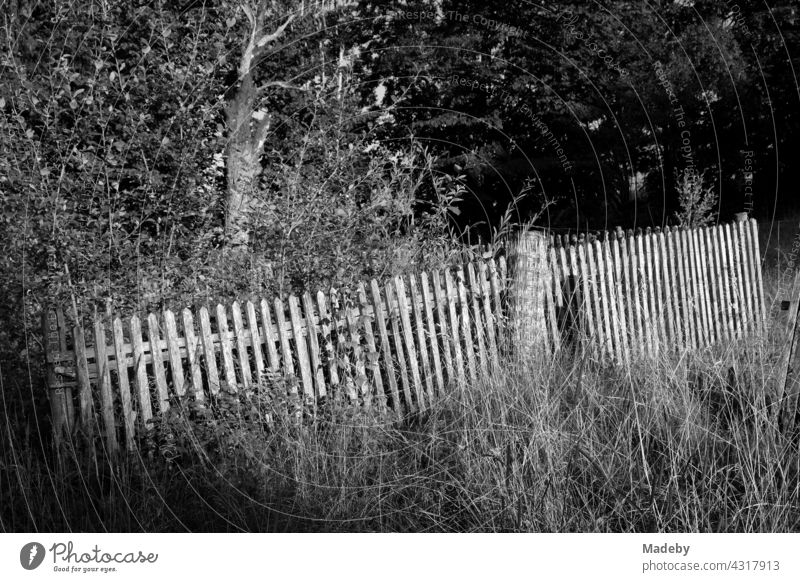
<box><xmin>44</xmin><ymin>257</ymin><xmax>516</xmax><ymax>453</ymax></box>
<box><xmin>43</xmin><ymin>216</ymin><xmax>766</xmax><ymax>453</ymax></box>
<box><xmin>547</xmin><ymin>215</ymin><xmax>766</xmax><ymax>361</ymax></box>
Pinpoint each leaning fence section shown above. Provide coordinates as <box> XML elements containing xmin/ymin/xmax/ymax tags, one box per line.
<box><xmin>547</xmin><ymin>217</ymin><xmax>766</xmax><ymax>362</ymax></box>
<box><xmin>43</xmin><ymin>217</ymin><xmax>767</xmax><ymax>453</ymax></box>
<box><xmin>44</xmin><ymin>257</ymin><xmax>545</xmax><ymax>453</ymax></box>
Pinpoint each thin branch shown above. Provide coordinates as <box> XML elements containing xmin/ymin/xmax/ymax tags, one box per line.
<box><xmin>256</xmin><ymin>80</ymin><xmax>311</xmax><ymax>92</ymax></box>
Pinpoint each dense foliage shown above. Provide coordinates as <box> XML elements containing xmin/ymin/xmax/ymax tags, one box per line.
<box><xmin>1</xmin><ymin>0</ymin><xmax>798</xmax><ymax>423</ymax></box>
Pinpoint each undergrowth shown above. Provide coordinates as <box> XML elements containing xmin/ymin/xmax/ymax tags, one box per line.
<box><xmin>2</xmin><ymin>333</ymin><xmax>799</xmax><ymax>532</ymax></box>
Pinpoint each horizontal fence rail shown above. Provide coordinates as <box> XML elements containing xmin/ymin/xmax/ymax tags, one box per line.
<box><xmin>43</xmin><ymin>217</ymin><xmax>766</xmax><ymax>453</ymax></box>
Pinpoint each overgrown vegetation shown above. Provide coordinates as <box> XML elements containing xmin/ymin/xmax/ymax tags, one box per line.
<box><xmin>3</xmin><ymin>315</ymin><xmax>799</xmax><ymax>533</ymax></box>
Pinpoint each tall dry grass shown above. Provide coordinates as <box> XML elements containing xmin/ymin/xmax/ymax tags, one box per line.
<box><xmin>2</xmin><ymin>323</ymin><xmax>799</xmax><ymax>532</ymax></box>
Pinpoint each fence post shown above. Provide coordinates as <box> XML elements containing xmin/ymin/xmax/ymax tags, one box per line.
<box><xmin>507</xmin><ymin>227</ymin><xmax>549</xmax><ymax>363</ymax></box>
<box><xmin>42</xmin><ymin>307</ymin><xmax>71</xmax><ymax>448</ymax></box>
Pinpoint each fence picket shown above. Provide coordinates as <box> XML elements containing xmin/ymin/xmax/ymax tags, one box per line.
<box><xmin>663</xmin><ymin>229</ymin><xmax>681</xmax><ymax>347</ymax></box>
<box><xmin>357</xmin><ymin>283</ymin><xmax>382</xmax><ymax>409</ymax></box>
<box><xmin>289</xmin><ymin>295</ymin><xmax>314</xmax><ymax>403</ymax></box>
<box><xmin>260</xmin><ymin>299</ymin><xmax>281</xmax><ymax>373</ymax></box>
<box><xmin>182</xmin><ymin>309</ymin><xmax>204</xmax><ymax>402</ymax></box>
<box><xmin>710</xmin><ymin>226</ymin><xmax>732</xmax><ymax>342</ymax></box>
<box><xmin>245</xmin><ymin>301</ymin><xmax>266</xmax><ymax>385</ymax></box>
<box><xmin>727</xmin><ymin>222</ymin><xmax>747</xmax><ymax>336</ymax></box>
<box><xmin>409</xmin><ymin>273</ymin><xmax>435</xmax><ymax>405</ymax></box>
<box><xmin>738</xmin><ymin>218</ymin><xmax>756</xmax><ymax>333</ymax></box>
<box><xmin>643</xmin><ymin>231</ymin><xmax>658</xmax><ymax>355</ymax></box>
<box><xmin>316</xmin><ymin>291</ymin><xmax>339</xmax><ymax>393</ymax></box>
<box><xmin>420</xmin><ymin>272</ymin><xmax>445</xmax><ymax>393</ymax></box>
<box><xmin>147</xmin><ymin>313</ymin><xmax>170</xmax><ymax>410</ymax></box>
<box><xmin>650</xmin><ymin>231</ymin><xmax>666</xmax><ymax>348</ymax></box>
<box><xmin>487</xmin><ymin>259</ymin><xmax>505</xmax><ymax>349</ymax></box>
<box><xmin>72</xmin><ymin>321</ymin><xmax>93</xmax><ymax>432</ymax></box>
<box><xmin>197</xmin><ymin>307</ymin><xmax>220</xmax><ymax>396</ymax></box>
<box><xmin>444</xmin><ymin>269</ymin><xmax>467</xmax><ymax>387</ymax></box>
<box><xmin>273</xmin><ymin>298</ymin><xmax>296</xmax><ymax>394</ymax></box>
<box><xmin>619</xmin><ymin>232</ymin><xmax>636</xmax><ymax>355</ymax></box>
<box><xmin>129</xmin><ymin>315</ymin><xmax>153</xmax><ymax>430</ymax></box>
<box><xmin>93</xmin><ymin>316</ymin><xmax>118</xmax><ymax>453</ymax></box>
<box><xmin>215</xmin><ymin>304</ymin><xmax>237</xmax><ymax>392</ymax></box>
<box><xmin>385</xmin><ymin>281</ymin><xmax>413</xmax><ymax>411</ymax></box>
<box><xmin>230</xmin><ymin>302</ymin><xmax>252</xmax><ymax>389</ymax></box>
<box><xmin>577</xmin><ymin>242</ymin><xmax>597</xmax><ymax>350</ymax></box>
<box><xmin>611</xmin><ymin>234</ymin><xmax>630</xmax><ymax>363</ymax></box>
<box><xmin>395</xmin><ymin>276</ymin><xmax>424</xmax><ymax>409</ymax></box>
<box><xmin>676</xmin><ymin>229</ymin><xmax>696</xmax><ymax>349</ymax></box>
<box><xmin>344</xmin><ymin>292</ymin><xmax>368</xmax><ymax>403</ymax></box>
<box><xmin>163</xmin><ymin>310</ymin><xmax>186</xmax><ymax>396</ymax></box>
<box><xmin>112</xmin><ymin>317</ymin><xmax>135</xmax><ymax>451</ymax></box>
<box><xmin>302</xmin><ymin>293</ymin><xmax>327</xmax><ymax>401</ymax></box>
<box><xmin>432</xmin><ymin>270</ymin><xmax>455</xmax><ymax>381</ymax></box>
<box><xmin>466</xmin><ymin>263</ymin><xmax>490</xmax><ymax>376</ymax></box>
<box><xmin>456</xmin><ymin>268</ymin><xmax>478</xmax><ymax>383</ymax></box>
<box><xmin>588</xmin><ymin>238</ymin><xmax>608</xmax><ymax>356</ymax></box>
<box><xmin>700</xmin><ymin>227</ymin><xmax>721</xmax><ymax>344</ymax></box>
<box><xmin>331</xmin><ymin>289</ymin><xmax>358</xmax><ymax>401</ymax></box>
<box><xmin>369</xmin><ymin>280</ymin><xmax>398</xmax><ymax>413</ymax></box>
<box><xmin>601</xmin><ymin>237</ymin><xmax>620</xmax><ymax>360</ymax></box>
<box><xmin>478</xmin><ymin>261</ymin><xmax>500</xmax><ymax>369</ymax></box>
<box><xmin>693</xmin><ymin>227</ymin><xmax>714</xmax><ymax>345</ymax></box>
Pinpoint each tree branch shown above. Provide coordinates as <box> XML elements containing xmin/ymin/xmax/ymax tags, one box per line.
<box><xmin>255</xmin><ymin>13</ymin><xmax>295</xmax><ymax>48</ymax></box>
<box><xmin>256</xmin><ymin>80</ymin><xmax>311</xmax><ymax>93</ymax></box>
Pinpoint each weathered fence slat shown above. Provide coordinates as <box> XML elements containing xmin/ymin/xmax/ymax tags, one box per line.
<box><xmin>245</xmin><ymin>301</ymin><xmax>265</xmax><ymax>386</ymax></box>
<box><xmin>456</xmin><ymin>267</ymin><xmax>478</xmax><ymax>383</ymax></box>
<box><xmin>357</xmin><ymin>283</ymin><xmax>383</xmax><ymax>409</ymax></box>
<box><xmin>385</xmin><ymin>281</ymin><xmax>413</xmax><ymax>411</ymax></box>
<box><xmin>432</xmin><ymin>269</ymin><xmax>455</xmax><ymax>381</ymax></box>
<box><xmin>330</xmin><ymin>289</ymin><xmax>356</xmax><ymax>401</ymax></box>
<box><xmin>409</xmin><ymin>273</ymin><xmax>435</xmax><ymax>405</ymax></box>
<box><xmin>182</xmin><ymin>309</ymin><xmax>205</xmax><ymax>402</ymax></box>
<box><xmin>72</xmin><ymin>319</ymin><xmax>93</xmax><ymax>432</ymax></box>
<box><xmin>302</xmin><ymin>293</ymin><xmax>327</xmax><ymax>401</ymax></box>
<box><xmin>420</xmin><ymin>272</ymin><xmax>445</xmax><ymax>394</ymax></box>
<box><xmin>111</xmin><ymin>317</ymin><xmax>135</xmax><ymax>451</ymax></box>
<box><xmin>147</xmin><ymin>313</ymin><xmax>170</xmax><ymax>411</ymax></box>
<box><xmin>260</xmin><ymin>298</ymin><xmax>281</xmax><ymax>373</ymax></box>
<box><xmin>161</xmin><ymin>310</ymin><xmax>185</xmax><ymax>396</ymax></box>
<box><xmin>466</xmin><ymin>263</ymin><xmax>490</xmax><ymax>377</ymax></box>
<box><xmin>289</xmin><ymin>295</ymin><xmax>314</xmax><ymax>403</ymax></box>
<box><xmin>444</xmin><ymin>269</ymin><xmax>466</xmax><ymax>387</ymax></box>
<box><xmin>93</xmin><ymin>316</ymin><xmax>118</xmax><ymax>453</ymax></box>
<box><xmin>230</xmin><ymin>302</ymin><xmax>252</xmax><ymax>390</ymax></box>
<box><xmin>216</xmin><ymin>304</ymin><xmax>237</xmax><ymax>392</ymax></box>
<box><xmin>478</xmin><ymin>261</ymin><xmax>500</xmax><ymax>369</ymax></box>
<box><xmin>129</xmin><ymin>315</ymin><xmax>153</xmax><ymax>430</ymax></box>
<box><xmin>273</xmin><ymin>298</ymin><xmax>296</xmax><ymax>394</ymax></box>
<box><xmin>198</xmin><ymin>306</ymin><xmax>220</xmax><ymax>396</ymax></box>
<box><xmin>370</xmin><ymin>279</ymin><xmax>398</xmax><ymax>413</ymax></box>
